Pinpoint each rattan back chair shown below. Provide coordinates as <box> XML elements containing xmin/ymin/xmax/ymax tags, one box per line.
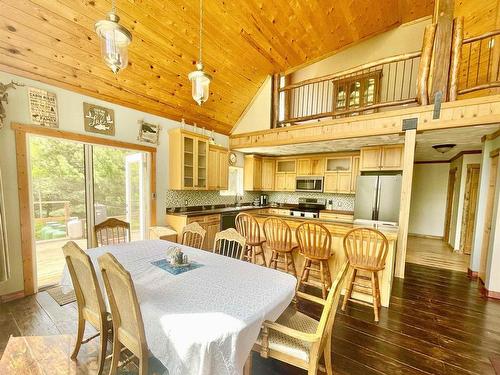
<box><xmin>181</xmin><ymin>222</ymin><xmax>206</xmax><ymax>249</ymax></box>
<box><xmin>213</xmin><ymin>228</ymin><xmax>247</xmax><ymax>260</ymax></box>
<box><xmin>94</xmin><ymin>218</ymin><xmax>130</xmax><ymax>247</ymax></box>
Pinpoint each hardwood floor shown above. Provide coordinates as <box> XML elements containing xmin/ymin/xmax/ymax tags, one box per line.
<box><xmin>1</xmin><ymin>263</ymin><xmax>499</xmax><ymax>374</ymax></box>
<box><xmin>406</xmin><ymin>235</ymin><xmax>470</xmax><ymax>272</ymax></box>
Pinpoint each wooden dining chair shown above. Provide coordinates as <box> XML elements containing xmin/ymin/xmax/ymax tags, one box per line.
<box><xmin>296</xmin><ymin>222</ymin><xmax>332</xmax><ymax>299</ymax></box>
<box><xmin>263</xmin><ymin>217</ymin><xmax>297</xmax><ymax>277</ymax></box>
<box><xmin>254</xmin><ymin>261</ymin><xmax>349</xmax><ymax>375</ymax></box>
<box><xmin>62</xmin><ymin>241</ymin><xmax>110</xmax><ymax>375</ymax></box>
<box><xmin>235</xmin><ymin>213</ymin><xmax>267</xmax><ymax>266</ymax></box>
<box><xmin>98</xmin><ymin>253</ymin><xmax>167</xmax><ymax>375</ymax></box>
<box><xmin>181</xmin><ymin>222</ymin><xmax>206</xmax><ymax>249</ymax></box>
<box><xmin>94</xmin><ymin>218</ymin><xmax>131</xmax><ymax>247</ymax></box>
<box><xmin>213</xmin><ymin>228</ymin><xmax>247</xmax><ymax>260</ymax></box>
<box><xmin>342</xmin><ymin>228</ymin><xmax>389</xmax><ymax>322</ymax></box>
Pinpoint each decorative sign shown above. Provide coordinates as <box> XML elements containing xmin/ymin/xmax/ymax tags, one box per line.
<box><xmin>137</xmin><ymin>120</ymin><xmax>160</xmax><ymax>145</ymax></box>
<box><xmin>27</xmin><ymin>87</ymin><xmax>58</xmax><ymax>128</ymax></box>
<box><xmin>83</xmin><ymin>102</ymin><xmax>115</xmax><ymax>135</ymax></box>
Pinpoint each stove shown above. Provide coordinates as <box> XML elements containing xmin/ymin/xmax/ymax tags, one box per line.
<box><xmin>289</xmin><ymin>198</ymin><xmax>326</xmax><ymax>219</ymax></box>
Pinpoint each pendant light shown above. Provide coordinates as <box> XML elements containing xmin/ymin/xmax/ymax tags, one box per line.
<box><xmin>188</xmin><ymin>0</ymin><xmax>212</xmax><ymax>105</ymax></box>
<box><xmin>95</xmin><ymin>0</ymin><xmax>132</xmax><ymax>74</ymax></box>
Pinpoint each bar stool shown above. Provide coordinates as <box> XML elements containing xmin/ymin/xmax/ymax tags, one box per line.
<box><xmin>235</xmin><ymin>213</ymin><xmax>267</xmax><ymax>266</ymax></box>
<box><xmin>341</xmin><ymin>227</ymin><xmax>388</xmax><ymax>322</ymax></box>
<box><xmin>296</xmin><ymin>222</ymin><xmax>332</xmax><ymax>299</ymax></box>
<box><xmin>263</xmin><ymin>217</ymin><xmax>297</xmax><ymax>277</ymax></box>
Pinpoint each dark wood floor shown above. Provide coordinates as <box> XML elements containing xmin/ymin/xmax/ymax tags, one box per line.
<box><xmin>1</xmin><ymin>263</ymin><xmax>500</xmax><ymax>374</ymax></box>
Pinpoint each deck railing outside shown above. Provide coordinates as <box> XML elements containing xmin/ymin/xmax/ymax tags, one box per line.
<box><xmin>276</xmin><ymin>53</ymin><xmax>422</xmax><ymax>127</ymax></box>
<box><xmin>458</xmin><ymin>30</ymin><xmax>500</xmax><ymax>95</ymax></box>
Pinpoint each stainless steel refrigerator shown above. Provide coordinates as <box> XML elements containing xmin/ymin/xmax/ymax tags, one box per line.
<box><xmin>354</xmin><ymin>174</ymin><xmax>402</xmax><ymax>223</ymax></box>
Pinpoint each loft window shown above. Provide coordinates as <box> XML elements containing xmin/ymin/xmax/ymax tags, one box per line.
<box><xmin>332</xmin><ymin>71</ymin><xmax>381</xmax><ymax>114</ymax></box>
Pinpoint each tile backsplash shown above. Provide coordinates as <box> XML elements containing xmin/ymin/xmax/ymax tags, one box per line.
<box><xmin>166</xmin><ymin>189</ymin><xmax>354</xmax><ymax>211</ymax></box>
<box><xmin>165</xmin><ymin>190</ymin><xmax>260</xmax><ymax>208</ymax></box>
<box><xmin>264</xmin><ymin>191</ymin><xmax>355</xmax><ymax>211</ymax></box>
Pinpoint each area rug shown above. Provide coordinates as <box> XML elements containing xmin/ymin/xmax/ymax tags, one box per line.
<box><xmin>47</xmin><ymin>286</ymin><xmax>76</xmax><ymax>306</ymax></box>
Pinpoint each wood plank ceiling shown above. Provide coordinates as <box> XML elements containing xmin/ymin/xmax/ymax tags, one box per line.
<box><xmin>0</xmin><ymin>0</ymin><xmax>434</xmax><ymax>134</ymax></box>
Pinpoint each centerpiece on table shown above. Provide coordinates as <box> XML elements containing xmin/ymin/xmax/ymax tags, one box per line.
<box><xmin>169</xmin><ymin>246</ymin><xmax>189</xmax><ymax>267</ymax></box>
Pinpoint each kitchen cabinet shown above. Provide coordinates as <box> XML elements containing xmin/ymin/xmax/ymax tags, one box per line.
<box><xmin>318</xmin><ymin>211</ymin><xmax>354</xmax><ymax>221</ymax></box>
<box><xmin>324</xmin><ymin>156</ymin><xmax>353</xmax><ymax>194</ymax></box>
<box><xmin>360</xmin><ymin>145</ymin><xmax>403</xmax><ymax>171</ymax></box>
<box><xmin>351</xmin><ymin>156</ymin><xmax>360</xmax><ymax>193</ymax></box>
<box><xmin>261</xmin><ymin>158</ymin><xmax>275</xmax><ymax>191</ymax></box>
<box><xmin>208</xmin><ymin>145</ymin><xmax>229</xmax><ymax>190</ymax></box>
<box><xmin>166</xmin><ymin>213</ymin><xmax>221</xmax><ymax>251</ymax></box>
<box><xmin>275</xmin><ymin>159</ymin><xmax>296</xmax><ymax>191</ymax></box>
<box><xmin>244</xmin><ymin>155</ymin><xmax>262</xmax><ymax>191</ymax></box>
<box><xmin>169</xmin><ymin>128</ymin><xmax>209</xmax><ymax>190</ymax></box>
<box><xmin>297</xmin><ymin>157</ymin><xmax>325</xmax><ymax>176</ymax></box>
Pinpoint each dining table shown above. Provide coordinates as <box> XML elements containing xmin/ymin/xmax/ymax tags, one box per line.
<box><xmin>60</xmin><ymin>239</ymin><xmax>297</xmax><ymax>375</ymax></box>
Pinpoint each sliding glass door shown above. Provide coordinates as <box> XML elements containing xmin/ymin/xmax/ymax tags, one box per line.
<box><xmin>29</xmin><ymin>135</ymin><xmax>149</xmax><ymax>289</ymax></box>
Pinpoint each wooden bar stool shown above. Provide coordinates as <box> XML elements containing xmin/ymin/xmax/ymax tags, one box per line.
<box><xmin>295</xmin><ymin>222</ymin><xmax>332</xmax><ymax>299</ymax></box>
<box><xmin>263</xmin><ymin>217</ymin><xmax>297</xmax><ymax>277</ymax></box>
<box><xmin>235</xmin><ymin>213</ymin><xmax>267</xmax><ymax>266</ymax></box>
<box><xmin>342</xmin><ymin>227</ymin><xmax>389</xmax><ymax>322</ymax></box>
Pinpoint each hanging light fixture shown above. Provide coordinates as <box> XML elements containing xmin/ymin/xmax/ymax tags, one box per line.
<box><xmin>95</xmin><ymin>0</ymin><xmax>132</xmax><ymax>74</ymax></box>
<box><xmin>188</xmin><ymin>0</ymin><xmax>212</xmax><ymax>105</ymax></box>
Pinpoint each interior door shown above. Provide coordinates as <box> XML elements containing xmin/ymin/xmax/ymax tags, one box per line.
<box><xmin>460</xmin><ymin>164</ymin><xmax>480</xmax><ymax>254</ymax></box>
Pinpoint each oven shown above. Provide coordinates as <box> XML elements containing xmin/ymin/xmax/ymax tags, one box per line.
<box><xmin>295</xmin><ymin>177</ymin><xmax>324</xmax><ymax>192</ymax></box>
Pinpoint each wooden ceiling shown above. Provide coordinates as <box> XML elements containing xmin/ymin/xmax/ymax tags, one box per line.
<box><xmin>0</xmin><ymin>0</ymin><xmax>434</xmax><ymax>134</ymax></box>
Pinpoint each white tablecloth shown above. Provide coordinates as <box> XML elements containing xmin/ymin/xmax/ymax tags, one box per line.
<box><xmin>60</xmin><ymin>240</ymin><xmax>296</xmax><ymax>375</ymax></box>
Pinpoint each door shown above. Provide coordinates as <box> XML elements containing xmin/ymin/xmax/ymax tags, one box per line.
<box><xmin>182</xmin><ymin>135</ymin><xmax>195</xmax><ymax>189</ymax></box>
<box><xmin>196</xmin><ymin>138</ymin><xmax>208</xmax><ymax>189</ymax></box>
<box><xmin>444</xmin><ymin>168</ymin><xmax>457</xmax><ymax>242</ymax></box>
<box><xmin>360</xmin><ymin>147</ymin><xmax>382</xmax><ymax>171</ymax></box>
<box><xmin>285</xmin><ymin>173</ymin><xmax>296</xmax><ymax>191</ymax></box>
<box><xmin>219</xmin><ymin>151</ymin><xmax>229</xmax><ymax>190</ymax></box>
<box><xmin>297</xmin><ymin>159</ymin><xmax>311</xmax><ymax>175</ymax></box>
<box><xmin>354</xmin><ymin>175</ymin><xmax>378</xmax><ymax>220</ymax></box>
<box><xmin>381</xmin><ymin>145</ymin><xmax>404</xmax><ymax>170</ymax></box>
<box><xmin>207</xmin><ymin>148</ymin><xmax>219</xmax><ymax>190</ymax></box>
<box><xmin>261</xmin><ymin>159</ymin><xmax>275</xmax><ymax>191</ymax></box>
<box><xmin>377</xmin><ymin>175</ymin><xmax>402</xmax><ymax>222</ymax></box>
<box><xmin>337</xmin><ymin>172</ymin><xmax>352</xmax><ymax>193</ymax></box>
<box><xmin>460</xmin><ymin>164</ymin><xmax>480</xmax><ymax>254</ymax></box>
<box><xmin>479</xmin><ymin>154</ymin><xmax>498</xmax><ymax>282</ymax></box>
<box><xmin>351</xmin><ymin>156</ymin><xmax>360</xmax><ymax>193</ymax></box>
<box><xmin>324</xmin><ymin>174</ymin><xmax>338</xmax><ymax>193</ymax></box>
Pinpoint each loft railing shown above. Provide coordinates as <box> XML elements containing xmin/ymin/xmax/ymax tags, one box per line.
<box><xmin>275</xmin><ymin>52</ymin><xmax>422</xmax><ymax>127</ymax></box>
<box><xmin>457</xmin><ymin>29</ymin><xmax>500</xmax><ymax>96</ymax></box>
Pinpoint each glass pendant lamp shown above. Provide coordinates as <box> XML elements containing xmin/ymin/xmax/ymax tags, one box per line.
<box><xmin>189</xmin><ymin>0</ymin><xmax>212</xmax><ymax>105</ymax></box>
<box><xmin>95</xmin><ymin>0</ymin><xmax>132</xmax><ymax>74</ymax></box>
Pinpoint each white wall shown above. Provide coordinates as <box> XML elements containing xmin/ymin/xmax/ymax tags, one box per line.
<box><xmin>0</xmin><ymin>71</ymin><xmax>228</xmax><ymax>295</ymax></box>
<box><xmin>409</xmin><ymin>163</ymin><xmax>450</xmax><ymax>237</ymax></box>
<box><xmin>232</xmin><ymin>76</ymin><xmax>272</xmax><ymax>135</ymax></box>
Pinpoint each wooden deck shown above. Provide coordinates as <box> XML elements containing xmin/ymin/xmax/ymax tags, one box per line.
<box><xmin>1</xmin><ymin>262</ymin><xmax>499</xmax><ymax>374</ymax></box>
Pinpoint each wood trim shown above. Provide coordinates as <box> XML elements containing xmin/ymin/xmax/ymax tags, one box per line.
<box><xmin>414</xmin><ymin>160</ymin><xmax>450</xmax><ymax>164</ymax></box>
<box><xmin>0</xmin><ymin>290</ymin><xmax>25</xmax><ymax>303</ymax></box>
<box><xmin>480</xmin><ymin>285</ymin><xmax>500</xmax><ymax>300</ymax></box>
<box><xmin>491</xmin><ymin>148</ymin><xmax>500</xmax><ymax>157</ymax></box>
<box><xmin>408</xmin><ymin>233</ymin><xmax>444</xmax><ymax>240</ymax></box>
<box><xmin>15</xmin><ymin>130</ymin><xmax>35</xmax><ymax>296</ymax></box>
<box><xmin>443</xmin><ymin>167</ymin><xmax>457</xmax><ymax>243</ymax></box>
<box><xmin>11</xmin><ymin>123</ymin><xmax>157</xmax><ymax>153</ymax></box>
<box><xmin>467</xmin><ymin>268</ymin><xmax>478</xmax><ymax>280</ymax></box>
<box><xmin>13</xmin><ymin>123</ymin><xmax>158</xmax><ymax>295</ymax></box>
<box><xmin>449</xmin><ymin>150</ymin><xmax>482</xmax><ymax>163</ymax></box>
<box><xmin>482</xmin><ymin>128</ymin><xmax>500</xmax><ymax>142</ymax></box>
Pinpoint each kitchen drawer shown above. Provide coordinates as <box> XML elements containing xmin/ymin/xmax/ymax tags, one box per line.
<box><xmin>187</xmin><ymin>214</ymin><xmax>221</xmax><ymax>224</ymax></box>
<box><xmin>319</xmin><ymin>212</ymin><xmax>354</xmax><ymax>221</ymax></box>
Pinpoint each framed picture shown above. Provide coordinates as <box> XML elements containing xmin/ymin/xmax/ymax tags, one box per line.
<box><xmin>28</xmin><ymin>87</ymin><xmax>58</xmax><ymax>128</ymax></box>
<box><xmin>83</xmin><ymin>102</ymin><xmax>115</xmax><ymax>135</ymax></box>
<box><xmin>138</xmin><ymin>121</ymin><xmax>160</xmax><ymax>145</ymax></box>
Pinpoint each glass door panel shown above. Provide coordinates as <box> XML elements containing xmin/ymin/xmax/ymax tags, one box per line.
<box><xmin>92</xmin><ymin>145</ymin><xmax>148</xmax><ymax>243</ymax></box>
<box><xmin>29</xmin><ymin>135</ymin><xmax>88</xmax><ymax>289</ymax></box>
<box><xmin>183</xmin><ymin>136</ymin><xmax>194</xmax><ymax>188</ymax></box>
<box><xmin>197</xmin><ymin>139</ymin><xmax>207</xmax><ymax>189</ymax></box>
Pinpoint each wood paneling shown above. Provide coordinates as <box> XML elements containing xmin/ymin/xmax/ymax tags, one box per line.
<box><xmin>0</xmin><ymin>0</ymin><xmax>433</xmax><ymax>134</ymax></box>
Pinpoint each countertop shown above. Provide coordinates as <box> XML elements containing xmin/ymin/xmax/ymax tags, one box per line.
<box><xmin>166</xmin><ymin>203</ymin><xmax>292</xmax><ymax>217</ymax></box>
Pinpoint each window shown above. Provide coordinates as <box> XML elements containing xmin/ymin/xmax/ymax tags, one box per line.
<box><xmin>333</xmin><ymin>71</ymin><xmax>381</xmax><ymax>114</ymax></box>
<box><xmin>220</xmin><ymin>167</ymin><xmax>244</xmax><ymax>196</ymax></box>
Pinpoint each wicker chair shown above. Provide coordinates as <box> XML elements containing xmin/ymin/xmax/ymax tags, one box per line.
<box><xmin>296</xmin><ymin>222</ymin><xmax>333</xmax><ymax>299</ymax></box>
<box><xmin>236</xmin><ymin>213</ymin><xmax>267</xmax><ymax>266</ymax></box>
<box><xmin>94</xmin><ymin>218</ymin><xmax>130</xmax><ymax>247</ymax></box>
<box><xmin>98</xmin><ymin>253</ymin><xmax>167</xmax><ymax>375</ymax></box>
<box><xmin>62</xmin><ymin>241</ymin><xmax>110</xmax><ymax>375</ymax></box>
<box><xmin>342</xmin><ymin>228</ymin><xmax>389</xmax><ymax>322</ymax></box>
<box><xmin>213</xmin><ymin>228</ymin><xmax>247</xmax><ymax>260</ymax></box>
<box><xmin>254</xmin><ymin>261</ymin><xmax>349</xmax><ymax>375</ymax></box>
<box><xmin>263</xmin><ymin>217</ymin><xmax>297</xmax><ymax>276</ymax></box>
<box><xmin>181</xmin><ymin>222</ymin><xmax>206</xmax><ymax>249</ymax></box>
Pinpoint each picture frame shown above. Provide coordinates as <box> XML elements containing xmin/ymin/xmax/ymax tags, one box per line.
<box><xmin>138</xmin><ymin>121</ymin><xmax>160</xmax><ymax>145</ymax></box>
<box><xmin>27</xmin><ymin>87</ymin><xmax>58</xmax><ymax>128</ymax></box>
<box><xmin>83</xmin><ymin>102</ymin><xmax>115</xmax><ymax>135</ymax></box>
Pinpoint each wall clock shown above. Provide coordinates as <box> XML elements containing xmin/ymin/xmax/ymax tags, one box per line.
<box><xmin>229</xmin><ymin>152</ymin><xmax>237</xmax><ymax>166</ymax></box>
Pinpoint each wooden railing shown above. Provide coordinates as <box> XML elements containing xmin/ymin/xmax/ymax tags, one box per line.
<box><xmin>457</xmin><ymin>29</ymin><xmax>500</xmax><ymax>96</ymax></box>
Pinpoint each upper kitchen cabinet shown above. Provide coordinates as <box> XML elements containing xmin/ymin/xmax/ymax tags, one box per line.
<box><xmin>360</xmin><ymin>145</ymin><xmax>404</xmax><ymax>171</ymax></box>
<box><xmin>351</xmin><ymin>156</ymin><xmax>360</xmax><ymax>193</ymax></box>
<box><xmin>169</xmin><ymin>128</ymin><xmax>209</xmax><ymax>190</ymax></box>
<box><xmin>244</xmin><ymin>155</ymin><xmax>262</xmax><ymax>191</ymax></box>
<box><xmin>296</xmin><ymin>157</ymin><xmax>325</xmax><ymax>176</ymax></box>
<box><xmin>275</xmin><ymin>159</ymin><xmax>296</xmax><ymax>191</ymax></box>
<box><xmin>208</xmin><ymin>145</ymin><xmax>229</xmax><ymax>191</ymax></box>
<box><xmin>261</xmin><ymin>158</ymin><xmax>275</xmax><ymax>191</ymax></box>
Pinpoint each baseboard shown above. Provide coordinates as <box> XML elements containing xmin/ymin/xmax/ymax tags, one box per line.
<box><xmin>478</xmin><ymin>279</ymin><xmax>500</xmax><ymax>300</ymax></box>
<box><xmin>0</xmin><ymin>290</ymin><xmax>25</xmax><ymax>303</ymax></box>
<box><xmin>467</xmin><ymin>268</ymin><xmax>478</xmax><ymax>280</ymax></box>
<box><xmin>408</xmin><ymin>233</ymin><xmax>444</xmax><ymax>240</ymax></box>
